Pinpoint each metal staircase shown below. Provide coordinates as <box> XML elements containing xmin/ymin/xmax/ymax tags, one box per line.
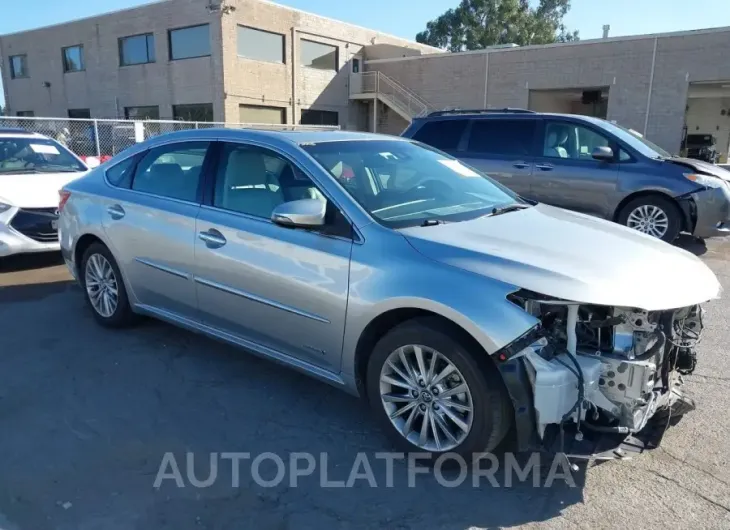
<box><xmin>349</xmin><ymin>71</ymin><xmax>432</xmax><ymax>123</ymax></box>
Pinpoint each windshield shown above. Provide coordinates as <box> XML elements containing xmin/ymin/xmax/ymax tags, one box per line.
<box><xmin>0</xmin><ymin>137</ymin><xmax>86</xmax><ymax>174</ymax></box>
<box><xmin>302</xmin><ymin>139</ymin><xmax>521</xmax><ymax>228</ymax></box>
<box><xmin>600</xmin><ymin>121</ymin><xmax>672</xmax><ymax>159</ymax></box>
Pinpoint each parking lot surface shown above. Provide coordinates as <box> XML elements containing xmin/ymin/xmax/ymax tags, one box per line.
<box><xmin>1</xmin><ymin>238</ymin><xmax>730</xmax><ymax>530</ymax></box>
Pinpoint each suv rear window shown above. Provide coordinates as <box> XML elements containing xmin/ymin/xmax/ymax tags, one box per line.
<box><xmin>412</xmin><ymin>119</ymin><xmax>467</xmax><ymax>151</ymax></box>
<box><xmin>467</xmin><ymin>119</ymin><xmax>535</xmax><ymax>156</ymax></box>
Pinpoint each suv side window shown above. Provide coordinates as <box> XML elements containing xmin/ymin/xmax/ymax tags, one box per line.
<box><xmin>213</xmin><ymin>142</ymin><xmax>352</xmax><ymax>238</ymax></box>
<box><xmin>467</xmin><ymin>119</ymin><xmax>535</xmax><ymax>156</ymax></box>
<box><xmin>543</xmin><ymin>122</ymin><xmax>610</xmax><ymax>160</ymax></box>
<box><xmin>131</xmin><ymin>142</ymin><xmax>210</xmax><ymax>201</ymax></box>
<box><xmin>412</xmin><ymin>119</ymin><xmax>468</xmax><ymax>151</ymax></box>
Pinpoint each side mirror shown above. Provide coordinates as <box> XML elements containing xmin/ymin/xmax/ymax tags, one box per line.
<box><xmin>591</xmin><ymin>146</ymin><xmax>614</xmax><ymax>162</ymax></box>
<box><xmin>271</xmin><ymin>199</ymin><xmax>326</xmax><ymax>228</ymax></box>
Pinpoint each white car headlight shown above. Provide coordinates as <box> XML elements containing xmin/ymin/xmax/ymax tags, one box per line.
<box><xmin>684</xmin><ymin>173</ymin><xmax>725</xmax><ymax>189</ymax></box>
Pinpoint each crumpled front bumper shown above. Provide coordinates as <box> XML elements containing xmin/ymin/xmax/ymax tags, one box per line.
<box><xmin>686</xmin><ymin>183</ymin><xmax>730</xmax><ymax>238</ymax></box>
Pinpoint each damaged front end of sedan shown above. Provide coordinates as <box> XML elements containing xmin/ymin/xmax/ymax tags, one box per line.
<box><xmin>495</xmin><ymin>290</ymin><xmax>704</xmax><ymax>460</ymax></box>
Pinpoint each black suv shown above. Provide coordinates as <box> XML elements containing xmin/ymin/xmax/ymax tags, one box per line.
<box><xmin>402</xmin><ymin>109</ymin><xmax>730</xmax><ymax>241</ymax></box>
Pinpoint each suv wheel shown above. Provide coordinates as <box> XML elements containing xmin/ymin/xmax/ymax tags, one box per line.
<box><xmin>366</xmin><ymin>317</ymin><xmax>511</xmax><ymax>459</ymax></box>
<box><xmin>81</xmin><ymin>243</ymin><xmax>136</xmax><ymax>327</ymax></box>
<box><xmin>617</xmin><ymin>195</ymin><xmax>681</xmax><ymax>242</ymax></box>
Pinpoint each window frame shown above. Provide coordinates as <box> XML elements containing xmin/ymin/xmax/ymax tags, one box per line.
<box><xmin>300</xmin><ymin>109</ymin><xmax>339</xmax><ymax>126</ymax></box>
<box><xmin>15</xmin><ymin>110</ymin><xmax>35</xmax><ymax>117</ymax></box>
<box><xmin>236</xmin><ymin>25</ymin><xmax>286</xmax><ymax>64</ymax></box>
<box><xmin>125</xmin><ymin>140</ymin><xmax>214</xmax><ymax>204</ymax></box>
<box><xmin>119</xmin><ymin>33</ymin><xmax>156</xmax><ymax>66</ymax></box>
<box><xmin>62</xmin><ymin>45</ymin><xmax>85</xmax><ymax>73</ymax></box>
<box><xmin>67</xmin><ymin>108</ymin><xmax>91</xmax><ymax>119</ymax></box>
<box><xmin>168</xmin><ymin>24</ymin><xmax>212</xmax><ymax>61</ymax></box>
<box><xmin>238</xmin><ymin>104</ymin><xmax>287</xmax><ymax>125</ymax></box>
<box><xmin>300</xmin><ymin>38</ymin><xmax>339</xmax><ymax>72</ymax></box>
<box><xmin>537</xmin><ymin>118</ymin><xmax>621</xmax><ymax>164</ymax></box>
<box><xmin>9</xmin><ymin>54</ymin><xmax>28</xmax><ymax>79</ymax></box>
<box><xmin>172</xmin><ymin>103</ymin><xmax>214</xmax><ymax>122</ymax></box>
<box><xmin>124</xmin><ymin>105</ymin><xmax>161</xmax><ymax>120</ymax></box>
<box><xmin>203</xmin><ymin>141</ymin><xmax>356</xmax><ymax>241</ymax></box>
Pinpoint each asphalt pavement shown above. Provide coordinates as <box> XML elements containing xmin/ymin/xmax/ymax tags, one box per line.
<box><xmin>1</xmin><ymin>237</ymin><xmax>729</xmax><ymax>530</ymax></box>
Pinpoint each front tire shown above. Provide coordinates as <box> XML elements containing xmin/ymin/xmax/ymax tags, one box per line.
<box><xmin>366</xmin><ymin>317</ymin><xmax>512</xmax><ymax>459</ymax></box>
<box><xmin>80</xmin><ymin>243</ymin><xmax>136</xmax><ymax>328</ymax></box>
<box><xmin>617</xmin><ymin>195</ymin><xmax>681</xmax><ymax>242</ymax></box>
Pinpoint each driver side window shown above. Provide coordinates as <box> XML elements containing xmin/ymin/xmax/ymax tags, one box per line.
<box><xmin>543</xmin><ymin>122</ymin><xmax>609</xmax><ymax>160</ymax></box>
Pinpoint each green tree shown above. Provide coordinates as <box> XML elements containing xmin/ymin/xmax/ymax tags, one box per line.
<box><xmin>416</xmin><ymin>0</ymin><xmax>578</xmax><ymax>52</ymax></box>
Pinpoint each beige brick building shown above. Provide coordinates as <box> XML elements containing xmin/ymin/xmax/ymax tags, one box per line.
<box><xmin>0</xmin><ymin>0</ymin><xmax>437</xmax><ymax>128</ymax></box>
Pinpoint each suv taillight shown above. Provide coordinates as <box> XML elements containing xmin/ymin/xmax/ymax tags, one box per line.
<box><xmin>59</xmin><ymin>190</ymin><xmax>71</xmax><ymax>212</ymax></box>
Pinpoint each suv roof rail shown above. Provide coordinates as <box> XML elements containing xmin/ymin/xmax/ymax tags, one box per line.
<box><xmin>426</xmin><ymin>108</ymin><xmax>536</xmax><ymax>117</ymax></box>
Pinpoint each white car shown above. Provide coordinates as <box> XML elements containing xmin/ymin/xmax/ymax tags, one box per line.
<box><xmin>0</xmin><ymin>129</ymin><xmax>91</xmax><ymax>258</ymax></box>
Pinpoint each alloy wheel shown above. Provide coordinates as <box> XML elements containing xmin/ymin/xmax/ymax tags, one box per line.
<box><xmin>626</xmin><ymin>205</ymin><xmax>669</xmax><ymax>238</ymax></box>
<box><xmin>379</xmin><ymin>344</ymin><xmax>474</xmax><ymax>452</ymax></box>
<box><xmin>85</xmin><ymin>253</ymin><xmax>119</xmax><ymax>318</ymax></box>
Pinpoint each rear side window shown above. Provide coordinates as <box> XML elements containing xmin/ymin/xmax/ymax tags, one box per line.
<box><xmin>106</xmin><ymin>154</ymin><xmax>140</xmax><ymax>188</ymax></box>
<box><xmin>131</xmin><ymin>142</ymin><xmax>210</xmax><ymax>202</ymax></box>
<box><xmin>467</xmin><ymin>119</ymin><xmax>535</xmax><ymax>156</ymax></box>
<box><xmin>412</xmin><ymin>120</ymin><xmax>467</xmax><ymax>151</ymax></box>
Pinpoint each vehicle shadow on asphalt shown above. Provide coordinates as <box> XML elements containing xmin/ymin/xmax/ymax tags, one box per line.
<box><xmin>0</xmin><ymin>252</ymin><xmax>65</xmax><ymax>273</ymax></box>
<box><xmin>675</xmin><ymin>235</ymin><xmax>708</xmax><ymax>256</ymax></box>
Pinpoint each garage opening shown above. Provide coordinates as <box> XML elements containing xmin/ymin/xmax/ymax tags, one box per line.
<box><xmin>682</xmin><ymin>81</ymin><xmax>730</xmax><ymax>164</ymax></box>
<box><xmin>528</xmin><ymin>87</ymin><xmax>609</xmax><ymax>119</ymax></box>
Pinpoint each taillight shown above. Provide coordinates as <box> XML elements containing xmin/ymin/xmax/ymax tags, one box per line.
<box><xmin>59</xmin><ymin>190</ymin><xmax>71</xmax><ymax>212</ymax></box>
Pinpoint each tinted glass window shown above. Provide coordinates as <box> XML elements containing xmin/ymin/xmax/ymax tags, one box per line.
<box><xmin>213</xmin><ymin>143</ymin><xmax>326</xmax><ymax>219</ymax></box>
<box><xmin>173</xmin><ymin>103</ymin><xmax>213</xmax><ymax>122</ymax></box>
<box><xmin>543</xmin><ymin>121</ymin><xmax>609</xmax><ymax>160</ymax></box>
<box><xmin>169</xmin><ymin>24</ymin><xmax>211</xmax><ymax>60</ymax></box>
<box><xmin>301</xmin><ymin>39</ymin><xmax>337</xmax><ymax>71</ymax></box>
<box><xmin>120</xmin><ymin>34</ymin><xmax>156</xmax><ymax>65</ymax></box>
<box><xmin>131</xmin><ymin>142</ymin><xmax>209</xmax><ymax>201</ymax></box>
<box><xmin>412</xmin><ymin>120</ymin><xmax>467</xmax><ymax>151</ymax></box>
<box><xmin>68</xmin><ymin>108</ymin><xmax>91</xmax><ymax>119</ymax></box>
<box><xmin>300</xmin><ymin>109</ymin><xmax>338</xmax><ymax>126</ymax></box>
<box><xmin>10</xmin><ymin>55</ymin><xmax>28</xmax><ymax>78</ymax></box>
<box><xmin>62</xmin><ymin>45</ymin><xmax>84</xmax><ymax>72</ymax></box>
<box><xmin>124</xmin><ymin>106</ymin><xmax>160</xmax><ymax>120</ymax></box>
<box><xmin>468</xmin><ymin>119</ymin><xmax>535</xmax><ymax>156</ymax></box>
<box><xmin>106</xmin><ymin>154</ymin><xmax>139</xmax><ymax>188</ymax></box>
<box><xmin>16</xmin><ymin>110</ymin><xmax>34</xmax><ymax>117</ymax></box>
<box><xmin>237</xmin><ymin>26</ymin><xmax>285</xmax><ymax>63</ymax></box>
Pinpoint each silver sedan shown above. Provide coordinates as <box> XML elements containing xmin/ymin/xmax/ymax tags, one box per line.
<box><xmin>59</xmin><ymin>129</ymin><xmax>720</xmax><ymax>459</ymax></box>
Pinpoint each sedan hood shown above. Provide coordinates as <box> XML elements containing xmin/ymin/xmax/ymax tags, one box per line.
<box><xmin>401</xmin><ymin>204</ymin><xmax>721</xmax><ymax>311</ymax></box>
<box><xmin>666</xmin><ymin>157</ymin><xmax>730</xmax><ymax>181</ymax></box>
<box><xmin>0</xmin><ymin>171</ymin><xmax>87</xmax><ymax>208</ymax></box>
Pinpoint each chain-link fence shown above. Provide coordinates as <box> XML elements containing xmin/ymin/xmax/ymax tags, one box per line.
<box><xmin>0</xmin><ymin>116</ymin><xmax>339</xmax><ymax>162</ymax></box>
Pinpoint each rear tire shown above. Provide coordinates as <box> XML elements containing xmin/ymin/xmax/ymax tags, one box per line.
<box><xmin>80</xmin><ymin>243</ymin><xmax>136</xmax><ymax>328</ymax></box>
<box><xmin>366</xmin><ymin>317</ymin><xmax>512</xmax><ymax>460</ymax></box>
<box><xmin>617</xmin><ymin>195</ymin><xmax>681</xmax><ymax>242</ymax></box>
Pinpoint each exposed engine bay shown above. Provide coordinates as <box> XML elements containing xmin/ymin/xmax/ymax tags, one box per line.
<box><xmin>506</xmin><ymin>290</ymin><xmax>703</xmax><ymax>443</ymax></box>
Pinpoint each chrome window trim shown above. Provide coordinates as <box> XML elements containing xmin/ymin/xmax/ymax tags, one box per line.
<box><xmin>134</xmin><ymin>257</ymin><xmax>191</xmax><ymax>279</ymax></box>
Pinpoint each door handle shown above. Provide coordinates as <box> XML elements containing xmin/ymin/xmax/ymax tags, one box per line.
<box><xmin>535</xmin><ymin>164</ymin><xmax>554</xmax><ymax>171</ymax></box>
<box><xmin>107</xmin><ymin>204</ymin><xmax>125</xmax><ymax>220</ymax></box>
<box><xmin>512</xmin><ymin>162</ymin><xmax>530</xmax><ymax>169</ymax></box>
<box><xmin>199</xmin><ymin>229</ymin><xmax>226</xmax><ymax>249</ymax></box>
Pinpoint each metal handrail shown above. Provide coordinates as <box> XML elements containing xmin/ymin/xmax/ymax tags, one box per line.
<box><xmin>351</xmin><ymin>71</ymin><xmax>432</xmax><ymax>118</ymax></box>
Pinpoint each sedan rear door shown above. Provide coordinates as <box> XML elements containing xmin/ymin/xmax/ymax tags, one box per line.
<box><xmin>101</xmin><ymin>141</ymin><xmax>212</xmax><ymax>321</ymax></box>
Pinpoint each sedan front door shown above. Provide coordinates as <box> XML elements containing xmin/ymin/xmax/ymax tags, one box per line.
<box><xmin>192</xmin><ymin>141</ymin><xmax>352</xmax><ymax>372</ymax></box>
<box><xmin>530</xmin><ymin>120</ymin><xmax>619</xmax><ymax>218</ymax></box>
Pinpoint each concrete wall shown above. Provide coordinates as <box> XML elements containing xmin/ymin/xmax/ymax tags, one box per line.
<box><xmin>0</xmin><ymin>0</ymin><xmax>225</xmax><ymax>120</ymax></box>
<box><xmin>220</xmin><ymin>0</ymin><xmax>438</xmax><ymax>127</ymax></box>
<box><xmin>366</xmin><ymin>27</ymin><xmax>730</xmax><ymax>153</ymax></box>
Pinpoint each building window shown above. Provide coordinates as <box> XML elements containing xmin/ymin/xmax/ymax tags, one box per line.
<box><xmin>300</xmin><ymin>39</ymin><xmax>338</xmax><ymax>71</ymax></box>
<box><xmin>300</xmin><ymin>109</ymin><xmax>338</xmax><ymax>126</ymax></box>
<box><xmin>62</xmin><ymin>45</ymin><xmax>85</xmax><ymax>73</ymax></box>
<box><xmin>16</xmin><ymin>110</ymin><xmax>34</xmax><ymax>117</ymax></box>
<box><xmin>119</xmin><ymin>33</ymin><xmax>156</xmax><ymax>66</ymax></box>
<box><xmin>9</xmin><ymin>55</ymin><xmax>28</xmax><ymax>79</ymax></box>
<box><xmin>68</xmin><ymin>109</ymin><xmax>91</xmax><ymax>119</ymax></box>
<box><xmin>169</xmin><ymin>24</ymin><xmax>211</xmax><ymax>60</ymax></box>
<box><xmin>239</xmin><ymin>104</ymin><xmax>286</xmax><ymax>125</ymax></box>
<box><xmin>237</xmin><ymin>26</ymin><xmax>285</xmax><ymax>64</ymax></box>
<box><xmin>124</xmin><ymin>106</ymin><xmax>160</xmax><ymax>120</ymax></box>
<box><xmin>173</xmin><ymin>103</ymin><xmax>214</xmax><ymax>122</ymax></box>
